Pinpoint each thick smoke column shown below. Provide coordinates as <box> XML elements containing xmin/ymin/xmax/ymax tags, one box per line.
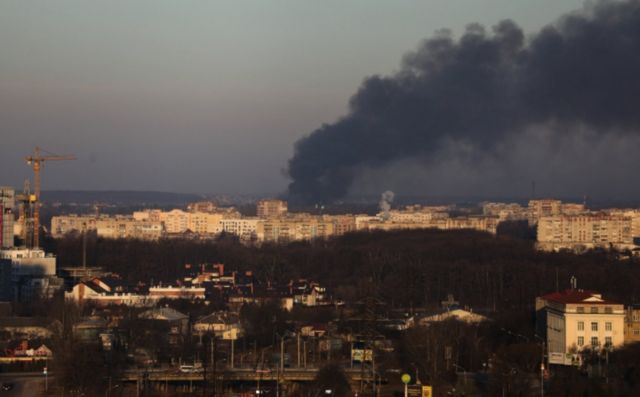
<box><xmin>287</xmin><ymin>0</ymin><xmax>640</xmax><ymax>203</ymax></box>
<box><xmin>379</xmin><ymin>190</ymin><xmax>395</xmax><ymax>220</ymax></box>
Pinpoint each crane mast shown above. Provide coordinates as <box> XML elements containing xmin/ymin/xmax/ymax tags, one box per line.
<box><xmin>24</xmin><ymin>147</ymin><xmax>76</xmax><ymax>248</ymax></box>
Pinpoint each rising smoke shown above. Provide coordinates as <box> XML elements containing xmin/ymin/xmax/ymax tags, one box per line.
<box><xmin>287</xmin><ymin>0</ymin><xmax>640</xmax><ymax>203</ymax></box>
<box><xmin>379</xmin><ymin>190</ymin><xmax>395</xmax><ymax>220</ymax></box>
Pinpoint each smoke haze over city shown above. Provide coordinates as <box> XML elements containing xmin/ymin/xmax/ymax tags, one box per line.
<box><xmin>288</xmin><ymin>0</ymin><xmax>640</xmax><ymax>203</ymax></box>
<box><xmin>2</xmin><ymin>0</ymin><xmax>640</xmax><ymax>202</ymax></box>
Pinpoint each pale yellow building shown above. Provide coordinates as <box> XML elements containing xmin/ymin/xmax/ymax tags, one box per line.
<box><xmin>257</xmin><ymin>216</ymin><xmax>336</xmax><ymax>243</ymax></box>
<box><xmin>95</xmin><ymin>217</ymin><xmax>163</xmax><ymax>240</ymax></box>
<box><xmin>528</xmin><ymin>199</ymin><xmax>586</xmax><ymax>225</ymax></box>
<box><xmin>537</xmin><ymin>213</ymin><xmax>634</xmax><ymax>252</ymax></box>
<box><xmin>624</xmin><ymin>305</ymin><xmax>640</xmax><ymax>344</ymax></box>
<box><xmin>536</xmin><ymin>289</ymin><xmax>624</xmax><ymax>364</ymax></box>
<box><xmin>50</xmin><ymin>215</ymin><xmax>98</xmax><ymax>237</ymax></box>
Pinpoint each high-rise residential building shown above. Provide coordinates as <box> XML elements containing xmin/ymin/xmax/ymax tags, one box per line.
<box><xmin>256</xmin><ymin>199</ymin><xmax>288</xmax><ymax>218</ymax></box>
<box><xmin>50</xmin><ymin>215</ymin><xmax>97</xmax><ymax>237</ymax></box>
<box><xmin>527</xmin><ymin>199</ymin><xmax>586</xmax><ymax>225</ymax></box>
<box><xmin>0</xmin><ymin>187</ymin><xmax>15</xmax><ymax>249</ymax></box>
<box><xmin>537</xmin><ymin>213</ymin><xmax>634</xmax><ymax>252</ymax></box>
<box><xmin>220</xmin><ymin>218</ymin><xmax>259</xmax><ymax>241</ymax></box>
<box><xmin>536</xmin><ymin>289</ymin><xmax>624</xmax><ymax>365</ymax></box>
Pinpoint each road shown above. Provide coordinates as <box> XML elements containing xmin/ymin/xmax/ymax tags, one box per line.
<box><xmin>0</xmin><ymin>373</ymin><xmax>46</xmax><ymax>397</ymax></box>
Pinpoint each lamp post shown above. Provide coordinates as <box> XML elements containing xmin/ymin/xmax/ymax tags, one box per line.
<box><xmin>534</xmin><ymin>334</ymin><xmax>545</xmax><ymax>397</ymax></box>
<box><xmin>401</xmin><ymin>373</ymin><xmax>411</xmax><ymax>397</ymax></box>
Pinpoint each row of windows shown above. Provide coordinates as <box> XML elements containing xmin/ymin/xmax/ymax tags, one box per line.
<box><xmin>577</xmin><ymin>321</ymin><xmax>613</xmax><ymax>331</ymax></box>
<box><xmin>576</xmin><ymin>306</ymin><xmax>614</xmax><ymax>314</ymax></box>
<box><xmin>577</xmin><ymin>336</ymin><xmax>612</xmax><ymax>347</ymax></box>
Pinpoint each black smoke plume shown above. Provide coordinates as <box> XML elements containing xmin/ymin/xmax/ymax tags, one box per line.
<box><xmin>287</xmin><ymin>0</ymin><xmax>640</xmax><ymax>203</ymax></box>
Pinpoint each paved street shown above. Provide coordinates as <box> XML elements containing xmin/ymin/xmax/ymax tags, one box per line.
<box><xmin>0</xmin><ymin>373</ymin><xmax>46</xmax><ymax>397</ymax></box>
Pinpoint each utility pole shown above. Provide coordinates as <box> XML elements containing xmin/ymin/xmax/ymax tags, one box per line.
<box><xmin>540</xmin><ymin>340</ymin><xmax>545</xmax><ymax>397</ymax></box>
<box><xmin>297</xmin><ymin>332</ymin><xmax>301</xmax><ymax>368</ymax></box>
<box><xmin>231</xmin><ymin>338</ymin><xmax>235</xmax><ymax>369</ymax></box>
<box><xmin>212</xmin><ymin>336</ymin><xmax>217</xmax><ymax>397</ymax></box>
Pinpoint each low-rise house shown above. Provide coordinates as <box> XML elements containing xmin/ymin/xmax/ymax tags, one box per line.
<box><xmin>291</xmin><ymin>280</ymin><xmax>330</xmax><ymax>307</ymax></box>
<box><xmin>65</xmin><ymin>279</ymin><xmax>152</xmax><ymax>307</ymax></box>
<box><xmin>73</xmin><ymin>316</ymin><xmax>110</xmax><ymax>343</ymax></box>
<box><xmin>139</xmin><ymin>307</ymin><xmax>189</xmax><ymax>344</ymax></box>
<box><xmin>193</xmin><ymin>312</ymin><xmax>242</xmax><ymax>340</ymax></box>
<box><xmin>300</xmin><ymin>324</ymin><xmax>328</xmax><ymax>338</ymax></box>
<box><xmin>417</xmin><ymin>308</ymin><xmax>489</xmax><ymax>325</ymax></box>
<box><xmin>148</xmin><ymin>285</ymin><xmax>206</xmax><ymax>300</ymax></box>
<box><xmin>6</xmin><ymin>340</ymin><xmax>52</xmax><ymax>358</ymax></box>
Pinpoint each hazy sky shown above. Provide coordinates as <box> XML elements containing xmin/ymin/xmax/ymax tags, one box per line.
<box><xmin>0</xmin><ymin>1</ymin><xmax>587</xmax><ymax>195</ymax></box>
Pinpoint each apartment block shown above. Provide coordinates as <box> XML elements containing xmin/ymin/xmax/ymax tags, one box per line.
<box><xmin>220</xmin><ymin>218</ymin><xmax>259</xmax><ymax>240</ymax></box>
<box><xmin>537</xmin><ymin>213</ymin><xmax>634</xmax><ymax>252</ymax></box>
<box><xmin>257</xmin><ymin>216</ymin><xmax>335</xmax><ymax>243</ymax></box>
<box><xmin>51</xmin><ymin>215</ymin><xmax>97</xmax><ymax>237</ymax></box>
<box><xmin>528</xmin><ymin>199</ymin><xmax>586</xmax><ymax>225</ymax></box>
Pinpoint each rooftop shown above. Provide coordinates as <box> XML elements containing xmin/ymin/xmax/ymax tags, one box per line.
<box><xmin>540</xmin><ymin>289</ymin><xmax>620</xmax><ymax>305</ymax></box>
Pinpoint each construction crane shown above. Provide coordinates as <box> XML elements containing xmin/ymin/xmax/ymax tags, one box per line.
<box><xmin>25</xmin><ymin>147</ymin><xmax>76</xmax><ymax>248</ymax></box>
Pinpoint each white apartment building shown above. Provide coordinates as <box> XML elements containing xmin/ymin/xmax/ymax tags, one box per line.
<box><xmin>536</xmin><ymin>289</ymin><xmax>624</xmax><ymax>365</ymax></box>
<box><xmin>220</xmin><ymin>218</ymin><xmax>259</xmax><ymax>240</ymax></box>
<box><xmin>0</xmin><ymin>248</ymin><xmax>56</xmax><ymax>276</ymax></box>
<box><xmin>537</xmin><ymin>213</ymin><xmax>634</xmax><ymax>252</ymax></box>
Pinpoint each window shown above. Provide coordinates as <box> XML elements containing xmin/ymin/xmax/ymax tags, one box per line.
<box><xmin>577</xmin><ymin>306</ymin><xmax>585</xmax><ymax>313</ymax></box>
<box><xmin>577</xmin><ymin>336</ymin><xmax>584</xmax><ymax>346</ymax></box>
<box><xmin>591</xmin><ymin>322</ymin><xmax>598</xmax><ymax>331</ymax></box>
<box><xmin>591</xmin><ymin>337</ymin><xmax>599</xmax><ymax>347</ymax></box>
<box><xmin>590</xmin><ymin>306</ymin><xmax>598</xmax><ymax>314</ymax></box>
<box><xmin>605</xmin><ymin>337</ymin><xmax>612</xmax><ymax>347</ymax></box>
<box><xmin>578</xmin><ymin>321</ymin><xmax>584</xmax><ymax>331</ymax></box>
<box><xmin>605</xmin><ymin>322</ymin><xmax>612</xmax><ymax>332</ymax></box>
<box><xmin>605</xmin><ymin>307</ymin><xmax>613</xmax><ymax>314</ymax></box>
<box><xmin>634</xmin><ymin>329</ymin><xmax>640</xmax><ymax>336</ymax></box>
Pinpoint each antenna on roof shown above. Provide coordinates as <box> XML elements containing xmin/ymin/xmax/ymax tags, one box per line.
<box><xmin>570</xmin><ymin>276</ymin><xmax>577</xmax><ymax>290</ymax></box>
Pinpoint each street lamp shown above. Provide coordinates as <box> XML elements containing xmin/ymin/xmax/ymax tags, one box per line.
<box><xmin>324</xmin><ymin>389</ymin><xmax>332</xmax><ymax>396</ymax></box>
<box><xmin>401</xmin><ymin>373</ymin><xmax>411</xmax><ymax>397</ymax></box>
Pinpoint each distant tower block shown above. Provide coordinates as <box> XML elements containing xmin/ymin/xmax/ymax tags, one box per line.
<box><xmin>257</xmin><ymin>199</ymin><xmax>288</xmax><ymax>218</ymax></box>
<box><xmin>0</xmin><ymin>186</ymin><xmax>15</xmax><ymax>249</ymax></box>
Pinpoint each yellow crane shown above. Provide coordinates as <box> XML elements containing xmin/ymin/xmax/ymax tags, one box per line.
<box><xmin>25</xmin><ymin>147</ymin><xmax>76</xmax><ymax>248</ymax></box>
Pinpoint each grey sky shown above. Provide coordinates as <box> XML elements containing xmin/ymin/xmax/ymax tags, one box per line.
<box><xmin>0</xmin><ymin>0</ymin><xmax>586</xmax><ymax>195</ymax></box>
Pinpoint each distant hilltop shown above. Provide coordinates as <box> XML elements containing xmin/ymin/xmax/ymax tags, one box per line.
<box><xmin>41</xmin><ymin>190</ymin><xmax>205</xmax><ymax>206</ymax></box>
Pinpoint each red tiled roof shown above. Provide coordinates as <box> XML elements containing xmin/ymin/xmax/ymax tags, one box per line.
<box><xmin>540</xmin><ymin>289</ymin><xmax>620</xmax><ymax>305</ymax></box>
